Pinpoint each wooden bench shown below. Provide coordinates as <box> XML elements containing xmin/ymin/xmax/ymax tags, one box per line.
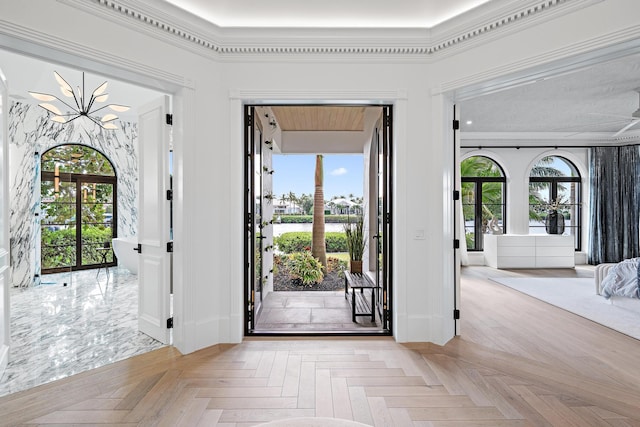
<box><xmin>344</xmin><ymin>270</ymin><xmax>377</xmax><ymax>323</ymax></box>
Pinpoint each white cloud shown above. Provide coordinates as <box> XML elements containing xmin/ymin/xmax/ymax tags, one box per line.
<box><xmin>330</xmin><ymin>167</ymin><xmax>348</xmax><ymax>176</ymax></box>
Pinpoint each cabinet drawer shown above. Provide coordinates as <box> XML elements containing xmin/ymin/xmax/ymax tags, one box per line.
<box><xmin>497</xmin><ymin>246</ymin><xmax>535</xmax><ymax>257</ymax></box>
<box><xmin>535</xmin><ymin>246</ymin><xmax>574</xmax><ymax>257</ymax></box>
<box><xmin>497</xmin><ymin>257</ymin><xmax>536</xmax><ymax>268</ymax></box>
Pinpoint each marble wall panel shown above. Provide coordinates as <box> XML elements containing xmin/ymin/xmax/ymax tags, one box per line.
<box><xmin>8</xmin><ymin>102</ymin><xmax>138</xmax><ymax>287</ymax></box>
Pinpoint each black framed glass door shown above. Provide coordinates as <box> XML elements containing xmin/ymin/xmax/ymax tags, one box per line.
<box><xmin>376</xmin><ymin>106</ymin><xmax>392</xmax><ymax>331</ymax></box>
<box><xmin>244</xmin><ymin>106</ymin><xmax>264</xmax><ymax>333</ymax></box>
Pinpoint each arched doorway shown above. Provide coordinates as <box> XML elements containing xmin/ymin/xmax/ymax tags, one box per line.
<box><xmin>40</xmin><ymin>144</ymin><xmax>117</xmax><ymax>273</ymax></box>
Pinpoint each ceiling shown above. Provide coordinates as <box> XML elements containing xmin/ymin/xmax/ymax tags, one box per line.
<box><xmin>162</xmin><ymin>0</ymin><xmax>491</xmax><ymax>28</ymax></box>
<box><xmin>458</xmin><ymin>51</ymin><xmax>640</xmax><ymax>141</ymax></box>
<box><xmin>271</xmin><ymin>107</ymin><xmax>366</xmax><ymax>131</ymax></box>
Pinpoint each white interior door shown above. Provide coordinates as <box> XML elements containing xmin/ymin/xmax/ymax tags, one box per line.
<box><xmin>0</xmin><ymin>69</ymin><xmax>10</xmax><ymax>375</ymax></box>
<box><xmin>137</xmin><ymin>96</ymin><xmax>171</xmax><ymax>344</ymax></box>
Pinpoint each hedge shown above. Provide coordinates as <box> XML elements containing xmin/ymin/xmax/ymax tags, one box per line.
<box><xmin>277</xmin><ymin>215</ymin><xmax>359</xmax><ymax>224</ymax></box>
<box><xmin>275</xmin><ymin>231</ymin><xmax>348</xmax><ymax>253</ymax></box>
<box><xmin>41</xmin><ymin>226</ymin><xmax>113</xmax><ymax>269</ymax></box>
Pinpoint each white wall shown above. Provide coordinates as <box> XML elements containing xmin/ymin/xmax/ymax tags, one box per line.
<box><xmin>0</xmin><ymin>0</ymin><xmax>639</xmax><ymax>353</ymax></box>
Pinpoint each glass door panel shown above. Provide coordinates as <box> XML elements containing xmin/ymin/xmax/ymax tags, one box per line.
<box><xmin>41</xmin><ymin>180</ymin><xmax>77</xmax><ymax>271</ymax></box>
<box><xmin>80</xmin><ymin>182</ymin><xmax>114</xmax><ymax>267</ymax></box>
<box><xmin>461</xmin><ymin>181</ymin><xmax>476</xmax><ymax>250</ymax></box>
<box><xmin>529</xmin><ymin>182</ymin><xmax>551</xmax><ymax>234</ymax></box>
<box><xmin>376</xmin><ymin>106</ymin><xmax>392</xmax><ymax>332</ymax></box>
<box><xmin>254</xmin><ymin>123</ymin><xmax>263</xmax><ymax>313</ymax></box>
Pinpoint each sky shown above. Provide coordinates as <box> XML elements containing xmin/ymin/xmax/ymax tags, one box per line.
<box><xmin>272</xmin><ymin>154</ymin><xmax>363</xmax><ymax>199</ymax></box>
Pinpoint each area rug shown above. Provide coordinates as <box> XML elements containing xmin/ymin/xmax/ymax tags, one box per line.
<box><xmin>489</xmin><ymin>277</ymin><xmax>640</xmax><ymax>340</ymax></box>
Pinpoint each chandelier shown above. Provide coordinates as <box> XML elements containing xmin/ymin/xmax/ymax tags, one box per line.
<box><xmin>29</xmin><ymin>71</ymin><xmax>130</xmax><ymax>130</ymax></box>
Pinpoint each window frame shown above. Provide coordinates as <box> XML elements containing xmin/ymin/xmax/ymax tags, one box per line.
<box><xmin>528</xmin><ymin>175</ymin><xmax>582</xmax><ymax>251</ymax></box>
<box><xmin>461</xmin><ymin>157</ymin><xmax>507</xmax><ymax>252</ymax></box>
<box><xmin>40</xmin><ymin>145</ymin><xmax>118</xmax><ymax>274</ymax></box>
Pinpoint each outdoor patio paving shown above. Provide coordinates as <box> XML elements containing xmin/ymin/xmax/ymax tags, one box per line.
<box><xmin>255</xmin><ymin>291</ymin><xmax>382</xmax><ymax>332</ymax></box>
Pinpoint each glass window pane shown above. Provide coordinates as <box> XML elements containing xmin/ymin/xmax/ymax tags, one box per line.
<box><xmin>461</xmin><ymin>157</ymin><xmax>506</xmax><ymax>251</ymax></box>
<box><xmin>41</xmin><ymin>225</ymin><xmax>76</xmax><ymax>269</ymax></box>
<box><xmin>531</xmin><ymin>156</ymin><xmax>579</xmax><ymax>177</ymax></box>
<box><xmin>465</xmin><ymin>225</ymin><xmax>476</xmax><ymax>250</ymax></box>
<box><xmin>41</xmin><ymin>145</ymin><xmax>115</xmax><ymax>176</ymax></box>
<box><xmin>461</xmin><ymin>156</ymin><xmax>504</xmax><ymax>177</ymax></box>
<box><xmin>81</xmin><ymin>224</ymin><xmax>113</xmax><ymax>266</ymax></box>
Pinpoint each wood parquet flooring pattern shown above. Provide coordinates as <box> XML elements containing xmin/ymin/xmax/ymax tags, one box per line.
<box><xmin>1</xmin><ymin>267</ymin><xmax>640</xmax><ymax>426</ymax></box>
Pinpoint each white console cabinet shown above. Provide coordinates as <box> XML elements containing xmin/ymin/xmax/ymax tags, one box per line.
<box><xmin>483</xmin><ymin>234</ymin><xmax>575</xmax><ymax>269</ymax></box>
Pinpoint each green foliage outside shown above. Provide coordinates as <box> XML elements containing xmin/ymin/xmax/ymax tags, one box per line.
<box><xmin>275</xmin><ymin>232</ymin><xmax>347</xmax><ymax>253</ymax></box>
<box><xmin>528</xmin><ymin>156</ymin><xmax>568</xmax><ymax>221</ymax></box>
<box><xmin>285</xmin><ymin>251</ymin><xmax>324</xmax><ymax>285</ymax></box>
<box><xmin>42</xmin><ymin>145</ymin><xmax>115</xmax><ymax>176</ymax></box>
<box><xmin>461</xmin><ymin>156</ymin><xmax>504</xmax><ymax>223</ymax></box>
<box><xmin>277</xmin><ymin>215</ymin><xmax>359</xmax><ymax>224</ymax></box>
<box><xmin>41</xmin><ymin>226</ymin><xmax>113</xmax><ymax>269</ymax></box>
<box><xmin>461</xmin><ymin>156</ymin><xmax>505</xmax><ymax>249</ymax></box>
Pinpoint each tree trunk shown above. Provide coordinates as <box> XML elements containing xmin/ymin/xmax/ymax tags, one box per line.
<box><xmin>311</xmin><ymin>155</ymin><xmax>327</xmax><ymax>268</ymax></box>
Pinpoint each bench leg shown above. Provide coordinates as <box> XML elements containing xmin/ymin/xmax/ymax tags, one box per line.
<box><xmin>370</xmin><ymin>289</ymin><xmax>374</xmax><ymax>322</ymax></box>
<box><xmin>345</xmin><ymin>276</ymin><xmax>348</xmax><ymax>300</ymax></box>
<box><xmin>352</xmin><ymin>289</ymin><xmax>356</xmax><ymax>322</ymax></box>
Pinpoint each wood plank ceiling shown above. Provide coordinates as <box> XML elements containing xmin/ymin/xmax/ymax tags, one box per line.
<box><xmin>271</xmin><ymin>106</ymin><xmax>366</xmax><ymax>131</ymax></box>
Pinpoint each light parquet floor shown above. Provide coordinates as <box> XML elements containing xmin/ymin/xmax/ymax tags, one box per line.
<box><xmin>1</xmin><ymin>266</ymin><xmax>640</xmax><ymax>426</ymax></box>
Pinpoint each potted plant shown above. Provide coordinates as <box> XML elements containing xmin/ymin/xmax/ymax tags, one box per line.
<box><xmin>344</xmin><ymin>216</ymin><xmax>366</xmax><ymax>274</ymax></box>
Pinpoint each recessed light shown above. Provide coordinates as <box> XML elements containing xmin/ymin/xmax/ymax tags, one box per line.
<box><xmin>466</xmin><ymin>120</ymin><xmax>473</xmax><ymax>125</ymax></box>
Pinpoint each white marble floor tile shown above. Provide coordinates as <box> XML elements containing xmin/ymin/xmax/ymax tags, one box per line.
<box><xmin>0</xmin><ymin>267</ymin><xmax>165</xmax><ymax>397</ymax></box>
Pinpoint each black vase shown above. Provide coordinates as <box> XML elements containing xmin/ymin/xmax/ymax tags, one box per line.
<box><xmin>545</xmin><ymin>211</ymin><xmax>565</xmax><ymax>234</ymax></box>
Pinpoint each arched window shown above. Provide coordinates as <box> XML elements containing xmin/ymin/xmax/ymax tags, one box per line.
<box><xmin>461</xmin><ymin>156</ymin><xmax>506</xmax><ymax>251</ymax></box>
<box><xmin>529</xmin><ymin>156</ymin><xmax>581</xmax><ymax>250</ymax></box>
<box><xmin>41</xmin><ymin>144</ymin><xmax>117</xmax><ymax>273</ymax></box>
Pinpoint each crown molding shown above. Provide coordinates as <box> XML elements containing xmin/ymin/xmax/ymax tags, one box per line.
<box><xmin>0</xmin><ymin>18</ymin><xmax>187</xmax><ymax>90</ymax></box>
<box><xmin>439</xmin><ymin>24</ymin><xmax>640</xmax><ymax>100</ymax></box>
<box><xmin>59</xmin><ymin>0</ymin><xmax>601</xmax><ymax>57</ymax></box>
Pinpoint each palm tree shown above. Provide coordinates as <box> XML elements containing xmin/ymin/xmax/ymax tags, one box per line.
<box><xmin>460</xmin><ymin>156</ymin><xmax>503</xmax><ymax>222</ymax></box>
<box><xmin>311</xmin><ymin>155</ymin><xmax>327</xmax><ymax>269</ymax></box>
<box><xmin>529</xmin><ymin>156</ymin><xmax>566</xmax><ymax>221</ymax></box>
<box><xmin>287</xmin><ymin>191</ymin><xmax>298</xmax><ymax>213</ymax></box>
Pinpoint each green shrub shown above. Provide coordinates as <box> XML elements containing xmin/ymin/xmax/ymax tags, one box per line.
<box><xmin>41</xmin><ymin>226</ymin><xmax>113</xmax><ymax>269</ymax></box>
<box><xmin>275</xmin><ymin>232</ymin><xmax>347</xmax><ymax>253</ymax></box>
<box><xmin>286</xmin><ymin>251</ymin><xmax>324</xmax><ymax>285</ymax></box>
<box><xmin>278</xmin><ymin>215</ymin><xmax>360</xmax><ymax>224</ymax></box>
